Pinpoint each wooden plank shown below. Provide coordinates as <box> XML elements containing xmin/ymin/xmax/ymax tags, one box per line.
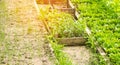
<box><xmin>96</xmin><ymin>42</ymin><xmax>110</xmax><ymax>65</ymax></box>
<box><xmin>68</xmin><ymin>0</ymin><xmax>79</xmax><ymax>19</ymax></box>
<box><xmin>68</xmin><ymin>0</ymin><xmax>75</xmax><ymax>8</ymax></box>
<box><xmin>85</xmin><ymin>27</ymin><xmax>91</xmax><ymax>36</ymax></box>
<box><xmin>74</xmin><ymin>11</ymin><xmax>79</xmax><ymax>20</ymax></box>
<box><xmin>34</xmin><ymin>0</ymin><xmax>40</xmax><ymax>15</ymax></box>
<box><xmin>56</xmin><ymin>37</ymin><xmax>86</xmax><ymax>46</ymax></box>
<box><xmin>57</xmin><ymin>8</ymin><xmax>75</xmax><ymax>16</ymax></box>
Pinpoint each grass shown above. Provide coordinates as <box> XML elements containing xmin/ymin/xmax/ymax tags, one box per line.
<box><xmin>47</xmin><ymin>35</ymin><xmax>74</xmax><ymax>65</ymax></box>
<box><xmin>71</xmin><ymin>0</ymin><xmax>120</xmax><ymax>64</ymax></box>
<box><xmin>0</xmin><ymin>0</ymin><xmax>7</xmax><ymax>42</ymax></box>
<box><xmin>0</xmin><ymin>1</ymin><xmax>22</xmax><ymax>65</ymax></box>
<box><xmin>0</xmin><ymin>0</ymin><xmax>10</xmax><ymax>64</ymax></box>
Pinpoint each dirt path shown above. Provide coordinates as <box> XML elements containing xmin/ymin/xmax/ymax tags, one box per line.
<box><xmin>63</xmin><ymin>46</ymin><xmax>93</xmax><ymax>65</ymax></box>
<box><xmin>0</xmin><ymin>0</ymin><xmax>54</xmax><ymax>65</ymax></box>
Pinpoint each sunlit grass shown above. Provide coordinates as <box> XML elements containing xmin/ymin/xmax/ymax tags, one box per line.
<box><xmin>0</xmin><ymin>0</ymin><xmax>19</xmax><ymax>64</ymax></box>
<box><xmin>0</xmin><ymin>0</ymin><xmax>7</xmax><ymax>42</ymax></box>
<box><xmin>0</xmin><ymin>0</ymin><xmax>9</xmax><ymax>64</ymax></box>
<box><xmin>47</xmin><ymin>35</ymin><xmax>74</xmax><ymax>65</ymax></box>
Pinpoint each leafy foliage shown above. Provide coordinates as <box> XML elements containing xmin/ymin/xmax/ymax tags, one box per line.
<box><xmin>47</xmin><ymin>35</ymin><xmax>73</xmax><ymax>65</ymax></box>
<box><xmin>71</xmin><ymin>0</ymin><xmax>120</xmax><ymax>64</ymax></box>
<box><xmin>39</xmin><ymin>7</ymin><xmax>85</xmax><ymax>38</ymax></box>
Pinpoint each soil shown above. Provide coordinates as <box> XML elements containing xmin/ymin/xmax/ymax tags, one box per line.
<box><xmin>0</xmin><ymin>0</ymin><xmax>55</xmax><ymax>65</ymax></box>
<box><xmin>63</xmin><ymin>46</ymin><xmax>93</xmax><ymax>65</ymax></box>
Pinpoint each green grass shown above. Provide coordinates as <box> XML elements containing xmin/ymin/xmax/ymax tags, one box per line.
<box><xmin>71</xmin><ymin>0</ymin><xmax>120</xmax><ymax>65</ymax></box>
<box><xmin>0</xmin><ymin>0</ymin><xmax>7</xmax><ymax>42</ymax></box>
<box><xmin>47</xmin><ymin>35</ymin><xmax>74</xmax><ymax>65</ymax></box>
<box><xmin>0</xmin><ymin>0</ymin><xmax>11</xmax><ymax>64</ymax></box>
<box><xmin>39</xmin><ymin>7</ymin><xmax>86</xmax><ymax>38</ymax></box>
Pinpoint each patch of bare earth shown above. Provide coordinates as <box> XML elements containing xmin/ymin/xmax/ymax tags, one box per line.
<box><xmin>63</xmin><ymin>46</ymin><xmax>93</xmax><ymax>65</ymax></box>
<box><xmin>1</xmin><ymin>0</ymin><xmax>54</xmax><ymax>65</ymax></box>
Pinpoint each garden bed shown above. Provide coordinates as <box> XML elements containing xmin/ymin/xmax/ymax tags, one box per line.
<box><xmin>36</xmin><ymin>0</ymin><xmax>77</xmax><ymax>19</ymax></box>
<box><xmin>37</xmin><ymin>3</ymin><xmax>87</xmax><ymax>45</ymax></box>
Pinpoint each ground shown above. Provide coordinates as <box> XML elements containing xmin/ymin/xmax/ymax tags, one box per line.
<box><xmin>0</xmin><ymin>0</ymin><xmax>54</xmax><ymax>65</ymax></box>
<box><xmin>63</xmin><ymin>46</ymin><xmax>92</xmax><ymax>65</ymax></box>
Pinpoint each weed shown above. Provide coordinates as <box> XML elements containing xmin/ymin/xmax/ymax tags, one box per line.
<box><xmin>47</xmin><ymin>35</ymin><xmax>74</xmax><ymax>65</ymax></box>
<box><xmin>39</xmin><ymin>7</ymin><xmax>85</xmax><ymax>38</ymax></box>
